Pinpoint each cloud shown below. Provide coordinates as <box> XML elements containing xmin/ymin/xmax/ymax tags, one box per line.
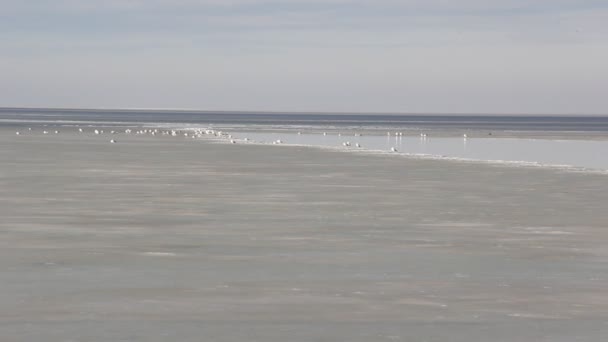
<box><xmin>0</xmin><ymin>0</ymin><xmax>607</xmax><ymax>113</ymax></box>
<box><xmin>2</xmin><ymin>0</ymin><xmax>607</xmax><ymax>20</ymax></box>
<box><xmin>3</xmin><ymin>0</ymin><xmax>607</xmax><ymax>38</ymax></box>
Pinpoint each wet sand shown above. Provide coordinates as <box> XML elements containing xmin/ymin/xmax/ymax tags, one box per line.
<box><xmin>1</xmin><ymin>126</ymin><xmax>608</xmax><ymax>341</ymax></box>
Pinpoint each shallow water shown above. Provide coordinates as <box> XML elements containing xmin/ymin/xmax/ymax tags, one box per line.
<box><xmin>224</xmin><ymin>130</ymin><xmax>608</xmax><ymax>171</ymax></box>
<box><xmin>3</xmin><ymin>108</ymin><xmax>608</xmax><ymax>171</ymax></box>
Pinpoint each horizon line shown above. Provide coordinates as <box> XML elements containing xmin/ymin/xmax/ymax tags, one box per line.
<box><xmin>1</xmin><ymin>106</ymin><xmax>607</xmax><ymax>117</ymax></box>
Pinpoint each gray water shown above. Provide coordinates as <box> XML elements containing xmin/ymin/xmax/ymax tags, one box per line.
<box><xmin>5</xmin><ymin>108</ymin><xmax>608</xmax><ymax>171</ymax></box>
<box><xmin>2</xmin><ymin>107</ymin><xmax>608</xmax><ymax>131</ymax></box>
<box><xmin>210</xmin><ymin>130</ymin><xmax>608</xmax><ymax>172</ymax></box>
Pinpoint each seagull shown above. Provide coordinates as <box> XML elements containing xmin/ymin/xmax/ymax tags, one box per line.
<box><xmin>355</xmin><ymin>143</ymin><xmax>361</xmax><ymax>148</ymax></box>
<box><xmin>15</xmin><ymin>131</ymin><xmax>20</xmax><ymax>135</ymax></box>
<box><xmin>230</xmin><ymin>139</ymin><xmax>236</xmax><ymax>144</ymax></box>
<box><xmin>78</xmin><ymin>128</ymin><xmax>83</xmax><ymax>133</ymax></box>
<box><xmin>391</xmin><ymin>147</ymin><xmax>398</xmax><ymax>152</ymax></box>
<box><xmin>54</xmin><ymin>130</ymin><xmax>59</xmax><ymax>134</ymax></box>
<box><xmin>110</xmin><ymin>139</ymin><xmax>116</xmax><ymax>143</ymax></box>
<box><xmin>94</xmin><ymin>129</ymin><xmax>100</xmax><ymax>135</ymax></box>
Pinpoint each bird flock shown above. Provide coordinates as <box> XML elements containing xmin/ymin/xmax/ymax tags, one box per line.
<box><xmin>13</xmin><ymin>126</ymin><xmax>471</xmax><ymax>153</ymax></box>
<box><xmin>12</xmin><ymin>126</ymin><xmax>226</xmax><ymax>144</ymax></box>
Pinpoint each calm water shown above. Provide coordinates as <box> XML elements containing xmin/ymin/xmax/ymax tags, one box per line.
<box><xmin>2</xmin><ymin>107</ymin><xmax>608</xmax><ymax>171</ymax></box>
<box><xmin>2</xmin><ymin>107</ymin><xmax>608</xmax><ymax>131</ymax></box>
<box><xmin>220</xmin><ymin>131</ymin><xmax>608</xmax><ymax>171</ymax></box>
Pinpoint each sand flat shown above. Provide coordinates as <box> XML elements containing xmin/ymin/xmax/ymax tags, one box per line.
<box><xmin>1</xmin><ymin>126</ymin><xmax>608</xmax><ymax>341</ymax></box>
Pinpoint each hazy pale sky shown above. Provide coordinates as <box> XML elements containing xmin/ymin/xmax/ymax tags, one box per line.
<box><xmin>1</xmin><ymin>0</ymin><xmax>607</xmax><ymax>114</ymax></box>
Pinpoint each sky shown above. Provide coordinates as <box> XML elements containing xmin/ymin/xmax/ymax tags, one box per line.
<box><xmin>1</xmin><ymin>0</ymin><xmax>607</xmax><ymax>114</ymax></box>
